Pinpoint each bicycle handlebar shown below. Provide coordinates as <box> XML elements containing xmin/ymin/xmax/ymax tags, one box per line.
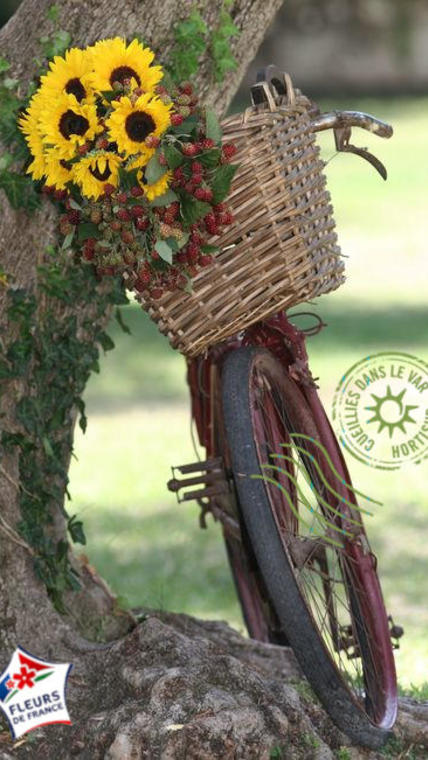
<box><xmin>310</xmin><ymin>110</ymin><xmax>393</xmax><ymax>139</ymax></box>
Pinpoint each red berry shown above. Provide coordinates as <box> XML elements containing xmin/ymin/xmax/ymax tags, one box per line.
<box><xmin>146</xmin><ymin>135</ymin><xmax>160</xmax><ymax>148</ymax></box>
<box><xmin>176</xmin><ymin>251</ymin><xmax>188</xmax><ymax>263</ymax></box>
<box><xmin>82</xmin><ymin>246</ymin><xmax>94</xmax><ymax>261</ymax></box>
<box><xmin>202</xmin><ymin>138</ymin><xmax>215</xmax><ymax>150</ymax></box>
<box><xmin>150</xmin><ymin>250</ymin><xmax>160</xmax><ymax>260</ymax></box>
<box><xmin>117</xmin><ymin>209</ymin><xmax>131</xmax><ymax>222</ymax></box>
<box><xmin>137</xmin><ymin>269</ymin><xmax>151</xmax><ymax>284</ymax></box>
<box><xmin>192</xmin><ymin>173</ymin><xmax>203</xmax><ymax>185</ymax></box>
<box><xmin>53</xmin><ymin>189</ymin><xmax>67</xmax><ymax>201</ymax></box>
<box><xmin>116</xmin><ymin>192</ymin><xmax>128</xmax><ymax>204</ymax></box>
<box><xmin>222</xmin><ymin>143</ymin><xmax>237</xmax><ymax>160</ymax></box>
<box><xmin>171</xmin><ymin>113</ymin><xmax>184</xmax><ymax>126</ymax></box>
<box><xmin>214</xmin><ymin>203</ymin><xmax>226</xmax><ymax>213</ymax></box>
<box><xmin>191</xmin><ymin>161</ymin><xmax>202</xmax><ymax>173</ymax></box>
<box><xmin>194</xmin><ymin>187</ymin><xmax>206</xmax><ymax>200</ymax></box>
<box><xmin>199</xmin><ymin>254</ymin><xmax>213</xmax><ymax>267</ymax></box>
<box><xmin>103</xmin><ymin>183</ymin><xmax>115</xmax><ymax>196</ymax></box>
<box><xmin>204</xmin><ymin>212</ymin><xmax>216</xmax><ymax>226</ymax></box>
<box><xmin>151</xmin><ymin>287</ymin><xmax>164</xmax><ymax>299</ymax></box>
<box><xmin>130</xmin><ymin>185</ymin><xmax>144</xmax><ymax>197</ymax></box>
<box><xmin>67</xmin><ymin>210</ymin><xmax>80</xmax><ymax>225</ymax></box>
<box><xmin>136</xmin><ymin>218</ymin><xmax>149</xmax><ymax>231</ymax></box>
<box><xmin>180</xmin><ymin>82</ymin><xmax>193</xmax><ymax>96</ymax></box>
<box><xmin>184</xmin><ymin>181</ymin><xmax>195</xmax><ymax>194</ymax></box>
<box><xmin>182</xmin><ymin>143</ymin><xmax>198</xmax><ymax>157</ymax></box>
<box><xmin>110</xmin><ymin>220</ymin><xmax>122</xmax><ymax>231</ymax></box>
<box><xmin>173</xmin><ymin>167</ymin><xmax>184</xmax><ymax>181</ymax></box>
<box><xmin>130</xmin><ymin>205</ymin><xmax>145</xmax><ymax>218</ymax></box>
<box><xmin>203</xmin><ymin>188</ymin><xmax>213</xmax><ymax>202</ymax></box>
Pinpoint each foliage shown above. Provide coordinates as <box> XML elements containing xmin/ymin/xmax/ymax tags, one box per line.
<box><xmin>210</xmin><ymin>0</ymin><xmax>239</xmax><ymax>82</ymax></box>
<box><xmin>0</xmin><ymin>251</ymin><xmax>129</xmax><ymax>612</ymax></box>
<box><xmin>167</xmin><ymin>2</ymin><xmax>239</xmax><ymax>84</ymax></box>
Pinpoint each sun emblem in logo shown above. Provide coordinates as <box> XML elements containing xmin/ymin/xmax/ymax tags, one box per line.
<box><xmin>366</xmin><ymin>385</ymin><xmax>418</xmax><ymax>438</ymax></box>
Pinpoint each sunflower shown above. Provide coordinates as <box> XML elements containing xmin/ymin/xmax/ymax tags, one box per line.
<box><xmin>106</xmin><ymin>93</ymin><xmax>171</xmax><ymax>157</ymax></box>
<box><xmin>39</xmin><ymin>93</ymin><xmax>101</xmax><ymax>160</ymax></box>
<box><xmin>38</xmin><ymin>47</ymin><xmax>94</xmax><ymax>104</ymax></box>
<box><xmin>72</xmin><ymin>151</ymin><xmax>122</xmax><ymax>199</ymax></box>
<box><xmin>127</xmin><ymin>154</ymin><xmax>172</xmax><ymax>201</ymax></box>
<box><xmin>43</xmin><ymin>151</ymin><xmax>73</xmax><ymax>189</ymax></box>
<box><xmin>89</xmin><ymin>37</ymin><xmax>163</xmax><ymax>94</ymax></box>
<box><xmin>18</xmin><ymin>91</ymin><xmax>47</xmax><ymax>180</ymax></box>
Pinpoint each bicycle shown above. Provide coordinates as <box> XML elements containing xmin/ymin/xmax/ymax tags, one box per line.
<box><xmin>167</xmin><ymin>70</ymin><xmax>401</xmax><ymax>749</ymax></box>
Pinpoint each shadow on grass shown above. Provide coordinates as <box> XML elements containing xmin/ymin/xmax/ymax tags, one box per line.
<box><xmin>82</xmin><ymin>502</ymin><xmax>242</xmax><ymax>623</ymax></box>
<box><xmin>84</xmin><ymin>300</ymin><xmax>427</xmax><ymax>411</ymax></box>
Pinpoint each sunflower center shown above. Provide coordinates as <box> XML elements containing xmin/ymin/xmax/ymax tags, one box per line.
<box><xmin>110</xmin><ymin>66</ymin><xmax>141</xmax><ymax>87</ymax></box>
<box><xmin>59</xmin><ymin>109</ymin><xmax>89</xmax><ymax>139</ymax></box>
<box><xmin>125</xmin><ymin>111</ymin><xmax>155</xmax><ymax>142</ymax></box>
<box><xmin>89</xmin><ymin>160</ymin><xmax>112</xmax><ymax>182</ymax></box>
<box><xmin>65</xmin><ymin>78</ymin><xmax>86</xmax><ymax>102</ymax></box>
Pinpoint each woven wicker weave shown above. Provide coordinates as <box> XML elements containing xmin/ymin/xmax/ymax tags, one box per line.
<box><xmin>136</xmin><ymin>77</ymin><xmax>345</xmax><ymax>357</ymax></box>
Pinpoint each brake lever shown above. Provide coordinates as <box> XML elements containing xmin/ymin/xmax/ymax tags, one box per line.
<box><xmin>334</xmin><ymin>126</ymin><xmax>388</xmax><ymax>180</ymax></box>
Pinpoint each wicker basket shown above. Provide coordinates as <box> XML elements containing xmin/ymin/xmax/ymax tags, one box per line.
<box><xmin>136</xmin><ymin>74</ymin><xmax>345</xmax><ymax>357</ymax></box>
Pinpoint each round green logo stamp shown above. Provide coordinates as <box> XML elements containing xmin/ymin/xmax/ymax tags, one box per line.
<box><xmin>332</xmin><ymin>352</ymin><xmax>428</xmax><ymax>470</ymax></box>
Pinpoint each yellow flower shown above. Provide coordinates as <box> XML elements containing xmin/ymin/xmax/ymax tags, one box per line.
<box><xmin>39</xmin><ymin>93</ymin><xmax>101</xmax><ymax>160</ymax></box>
<box><xmin>127</xmin><ymin>154</ymin><xmax>172</xmax><ymax>201</ymax></box>
<box><xmin>72</xmin><ymin>151</ymin><xmax>122</xmax><ymax>199</ymax></box>
<box><xmin>38</xmin><ymin>47</ymin><xmax>94</xmax><ymax>104</ymax></box>
<box><xmin>18</xmin><ymin>91</ymin><xmax>47</xmax><ymax>180</ymax></box>
<box><xmin>43</xmin><ymin>151</ymin><xmax>73</xmax><ymax>190</ymax></box>
<box><xmin>88</xmin><ymin>37</ymin><xmax>163</xmax><ymax>94</ymax></box>
<box><xmin>106</xmin><ymin>93</ymin><xmax>171</xmax><ymax>157</ymax></box>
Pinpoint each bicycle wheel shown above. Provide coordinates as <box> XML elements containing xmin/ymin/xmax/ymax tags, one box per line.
<box><xmin>221</xmin><ymin>346</ymin><xmax>397</xmax><ymax>749</ymax></box>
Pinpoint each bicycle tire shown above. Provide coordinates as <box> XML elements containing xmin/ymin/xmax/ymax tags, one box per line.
<box><xmin>221</xmin><ymin>346</ymin><xmax>397</xmax><ymax>749</ymax></box>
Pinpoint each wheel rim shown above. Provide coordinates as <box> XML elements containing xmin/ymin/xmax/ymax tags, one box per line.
<box><xmin>249</xmin><ymin>355</ymin><xmax>397</xmax><ymax>729</ymax></box>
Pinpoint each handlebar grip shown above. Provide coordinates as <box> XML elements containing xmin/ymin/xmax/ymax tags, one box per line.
<box><xmin>311</xmin><ymin>110</ymin><xmax>393</xmax><ymax>138</ymax></box>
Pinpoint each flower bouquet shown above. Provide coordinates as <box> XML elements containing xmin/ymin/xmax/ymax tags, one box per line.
<box><xmin>19</xmin><ymin>37</ymin><xmax>238</xmax><ymax>299</ymax></box>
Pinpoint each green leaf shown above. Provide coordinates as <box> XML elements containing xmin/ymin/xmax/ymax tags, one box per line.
<box><xmin>201</xmin><ymin>244</ymin><xmax>219</xmax><ymax>254</ymax></box>
<box><xmin>0</xmin><ymin>56</ymin><xmax>10</xmax><ymax>73</ymax></box>
<box><xmin>42</xmin><ymin>436</ymin><xmax>54</xmax><ymax>458</ymax></box>
<box><xmin>68</xmin><ymin>515</ymin><xmax>86</xmax><ymax>545</ymax></box>
<box><xmin>210</xmin><ymin>163</ymin><xmax>239</xmax><ymax>204</ymax></box>
<box><xmin>180</xmin><ymin>196</ymin><xmax>211</xmax><ymax>226</ymax></box>
<box><xmin>205</xmin><ymin>108</ymin><xmax>222</xmax><ymax>145</ymax></box>
<box><xmin>3</xmin><ymin>77</ymin><xmax>19</xmax><ymax>90</ymax></box>
<box><xmin>0</xmin><ymin>170</ymin><xmax>40</xmax><ymax>212</ymax></box>
<box><xmin>115</xmin><ymin>307</ymin><xmax>131</xmax><ymax>335</ymax></box>
<box><xmin>68</xmin><ymin>198</ymin><xmax>82</xmax><ymax>211</ymax></box>
<box><xmin>155</xmin><ymin>239</ymin><xmax>173</xmax><ymax>264</ymax></box>
<box><xmin>198</xmin><ymin>148</ymin><xmax>221</xmax><ymax>168</ymax></box>
<box><xmin>150</xmin><ymin>189</ymin><xmax>179</xmax><ymax>207</ymax></box>
<box><xmin>118</xmin><ymin>166</ymin><xmax>139</xmax><ymax>191</ymax></box>
<box><xmin>98</xmin><ymin>330</ymin><xmax>115</xmax><ymax>352</ymax></box>
<box><xmin>177</xmin><ymin>232</ymin><xmax>190</xmax><ymax>249</ymax></box>
<box><xmin>46</xmin><ymin>3</ymin><xmax>59</xmax><ymax>22</ymax></box>
<box><xmin>77</xmin><ymin>222</ymin><xmax>102</xmax><ymax>242</ymax></box>
<box><xmin>62</xmin><ymin>230</ymin><xmax>75</xmax><ymax>250</ymax></box>
<box><xmin>163</xmin><ymin>143</ymin><xmax>184</xmax><ymax>170</ymax></box>
<box><xmin>0</xmin><ymin>153</ymin><xmax>13</xmax><ymax>170</ymax></box>
<box><xmin>145</xmin><ymin>153</ymin><xmax>165</xmax><ymax>184</ymax></box>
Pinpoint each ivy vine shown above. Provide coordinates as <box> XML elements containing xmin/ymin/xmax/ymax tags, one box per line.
<box><xmin>0</xmin><ymin>255</ymin><xmax>129</xmax><ymax>613</ymax></box>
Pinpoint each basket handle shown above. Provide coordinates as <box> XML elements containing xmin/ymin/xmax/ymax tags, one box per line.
<box><xmin>251</xmin><ymin>65</ymin><xmax>296</xmax><ymax>110</ymax></box>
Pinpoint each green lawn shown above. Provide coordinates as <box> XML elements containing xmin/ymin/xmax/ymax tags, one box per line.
<box><xmin>69</xmin><ymin>96</ymin><xmax>428</xmax><ymax>689</ymax></box>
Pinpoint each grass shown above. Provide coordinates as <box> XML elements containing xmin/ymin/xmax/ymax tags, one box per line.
<box><xmin>69</xmin><ymin>96</ymin><xmax>428</xmax><ymax>688</ymax></box>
